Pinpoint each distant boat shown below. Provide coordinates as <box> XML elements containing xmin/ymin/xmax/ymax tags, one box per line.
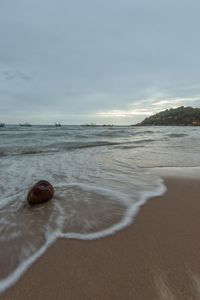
<box><xmin>55</xmin><ymin>123</ymin><xmax>61</xmax><ymax>127</ymax></box>
<box><xmin>81</xmin><ymin>123</ymin><xmax>98</xmax><ymax>127</ymax></box>
<box><xmin>0</xmin><ymin>123</ymin><xmax>5</xmax><ymax>127</ymax></box>
<box><xmin>19</xmin><ymin>123</ymin><xmax>32</xmax><ymax>127</ymax></box>
<box><xmin>81</xmin><ymin>123</ymin><xmax>113</xmax><ymax>127</ymax></box>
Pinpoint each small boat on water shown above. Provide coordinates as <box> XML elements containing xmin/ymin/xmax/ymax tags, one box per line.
<box><xmin>0</xmin><ymin>123</ymin><xmax>5</xmax><ymax>127</ymax></box>
<box><xmin>81</xmin><ymin>123</ymin><xmax>114</xmax><ymax>127</ymax></box>
<box><xmin>81</xmin><ymin>123</ymin><xmax>98</xmax><ymax>127</ymax></box>
<box><xmin>19</xmin><ymin>123</ymin><xmax>32</xmax><ymax>127</ymax></box>
<box><xmin>55</xmin><ymin>123</ymin><xmax>61</xmax><ymax>127</ymax></box>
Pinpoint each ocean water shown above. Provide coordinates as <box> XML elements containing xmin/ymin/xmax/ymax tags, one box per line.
<box><xmin>0</xmin><ymin>125</ymin><xmax>200</xmax><ymax>292</ymax></box>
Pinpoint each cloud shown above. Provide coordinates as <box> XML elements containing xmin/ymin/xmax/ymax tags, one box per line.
<box><xmin>96</xmin><ymin>109</ymin><xmax>153</xmax><ymax>118</ymax></box>
<box><xmin>0</xmin><ymin>0</ymin><xmax>200</xmax><ymax>124</ymax></box>
<box><xmin>1</xmin><ymin>70</ymin><xmax>32</xmax><ymax>81</ymax></box>
<box><xmin>95</xmin><ymin>95</ymin><xmax>200</xmax><ymax>124</ymax></box>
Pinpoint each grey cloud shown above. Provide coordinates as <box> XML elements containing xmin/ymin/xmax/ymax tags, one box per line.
<box><xmin>2</xmin><ymin>70</ymin><xmax>32</xmax><ymax>81</ymax></box>
<box><xmin>0</xmin><ymin>0</ymin><xmax>200</xmax><ymax>124</ymax></box>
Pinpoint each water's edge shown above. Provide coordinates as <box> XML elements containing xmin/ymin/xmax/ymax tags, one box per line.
<box><xmin>0</xmin><ymin>176</ymin><xmax>166</xmax><ymax>294</ymax></box>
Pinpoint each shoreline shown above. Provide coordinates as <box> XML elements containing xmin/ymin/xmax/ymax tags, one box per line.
<box><xmin>1</xmin><ymin>177</ymin><xmax>200</xmax><ymax>299</ymax></box>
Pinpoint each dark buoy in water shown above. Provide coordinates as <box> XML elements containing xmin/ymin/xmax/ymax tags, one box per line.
<box><xmin>27</xmin><ymin>180</ymin><xmax>54</xmax><ymax>205</ymax></box>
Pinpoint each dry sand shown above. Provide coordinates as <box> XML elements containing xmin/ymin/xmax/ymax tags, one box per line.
<box><xmin>1</xmin><ymin>177</ymin><xmax>200</xmax><ymax>300</ymax></box>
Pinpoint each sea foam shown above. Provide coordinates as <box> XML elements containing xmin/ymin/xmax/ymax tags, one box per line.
<box><xmin>0</xmin><ymin>178</ymin><xmax>166</xmax><ymax>294</ymax></box>
<box><xmin>0</xmin><ymin>125</ymin><xmax>200</xmax><ymax>293</ymax></box>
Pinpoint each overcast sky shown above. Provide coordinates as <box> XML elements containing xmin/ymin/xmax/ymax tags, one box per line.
<box><xmin>1</xmin><ymin>0</ymin><xmax>200</xmax><ymax>124</ymax></box>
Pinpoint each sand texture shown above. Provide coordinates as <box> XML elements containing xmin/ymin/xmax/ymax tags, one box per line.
<box><xmin>1</xmin><ymin>178</ymin><xmax>200</xmax><ymax>300</ymax></box>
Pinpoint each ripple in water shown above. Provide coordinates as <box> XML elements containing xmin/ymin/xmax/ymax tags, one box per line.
<box><xmin>1</xmin><ymin>125</ymin><xmax>200</xmax><ymax>293</ymax></box>
<box><xmin>0</xmin><ymin>149</ymin><xmax>166</xmax><ymax>293</ymax></box>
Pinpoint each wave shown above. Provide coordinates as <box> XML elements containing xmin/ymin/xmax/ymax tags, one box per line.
<box><xmin>0</xmin><ymin>141</ymin><xmax>122</xmax><ymax>157</ymax></box>
<box><xmin>0</xmin><ymin>148</ymin><xmax>57</xmax><ymax>157</ymax></box>
<box><xmin>166</xmin><ymin>133</ymin><xmax>188</xmax><ymax>138</ymax></box>
<box><xmin>1</xmin><ymin>125</ymin><xmax>200</xmax><ymax>294</ymax></box>
<box><xmin>44</xmin><ymin>141</ymin><xmax>121</xmax><ymax>151</ymax></box>
<box><xmin>0</xmin><ymin>179</ymin><xmax>166</xmax><ymax>294</ymax></box>
<box><xmin>0</xmin><ymin>151</ymin><xmax>6</xmax><ymax>157</ymax></box>
<box><xmin>134</xmin><ymin>139</ymin><xmax>155</xmax><ymax>144</ymax></box>
<box><xmin>0</xmin><ymin>138</ymin><xmax>158</xmax><ymax>157</ymax></box>
<box><xmin>94</xmin><ymin>129</ymin><xmax>155</xmax><ymax>138</ymax></box>
<box><xmin>95</xmin><ymin>130</ymin><xmax>130</xmax><ymax>137</ymax></box>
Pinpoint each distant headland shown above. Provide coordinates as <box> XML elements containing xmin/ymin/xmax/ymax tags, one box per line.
<box><xmin>135</xmin><ymin>106</ymin><xmax>200</xmax><ymax>126</ymax></box>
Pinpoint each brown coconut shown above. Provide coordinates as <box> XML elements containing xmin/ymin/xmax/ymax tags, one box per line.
<box><xmin>27</xmin><ymin>180</ymin><xmax>54</xmax><ymax>205</ymax></box>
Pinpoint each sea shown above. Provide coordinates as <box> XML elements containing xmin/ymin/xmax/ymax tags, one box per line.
<box><xmin>0</xmin><ymin>124</ymin><xmax>200</xmax><ymax>292</ymax></box>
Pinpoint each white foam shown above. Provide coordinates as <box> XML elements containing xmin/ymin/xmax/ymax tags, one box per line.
<box><xmin>59</xmin><ymin>181</ymin><xmax>165</xmax><ymax>241</ymax></box>
<box><xmin>56</xmin><ymin>182</ymin><xmax>132</xmax><ymax>205</ymax></box>
<box><xmin>149</xmin><ymin>166</ymin><xmax>200</xmax><ymax>179</ymax></box>
<box><xmin>0</xmin><ymin>233</ymin><xmax>57</xmax><ymax>294</ymax></box>
<box><xmin>0</xmin><ymin>191</ymin><xmax>24</xmax><ymax>209</ymax></box>
<box><xmin>1</xmin><ymin>121</ymin><xmax>200</xmax><ymax>295</ymax></box>
<box><xmin>0</xmin><ymin>177</ymin><xmax>166</xmax><ymax>294</ymax></box>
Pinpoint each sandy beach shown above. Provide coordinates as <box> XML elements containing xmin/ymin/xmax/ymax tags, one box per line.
<box><xmin>1</xmin><ymin>177</ymin><xmax>200</xmax><ymax>300</ymax></box>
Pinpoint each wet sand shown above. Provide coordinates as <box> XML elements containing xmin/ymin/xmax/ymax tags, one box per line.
<box><xmin>1</xmin><ymin>177</ymin><xmax>200</xmax><ymax>300</ymax></box>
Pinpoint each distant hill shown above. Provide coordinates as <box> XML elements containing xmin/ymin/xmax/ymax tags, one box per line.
<box><xmin>136</xmin><ymin>106</ymin><xmax>200</xmax><ymax>126</ymax></box>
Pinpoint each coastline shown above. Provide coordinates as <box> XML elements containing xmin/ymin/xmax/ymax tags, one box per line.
<box><xmin>1</xmin><ymin>177</ymin><xmax>200</xmax><ymax>299</ymax></box>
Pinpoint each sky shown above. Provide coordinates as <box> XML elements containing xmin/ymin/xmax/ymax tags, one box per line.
<box><xmin>0</xmin><ymin>0</ymin><xmax>200</xmax><ymax>125</ymax></box>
